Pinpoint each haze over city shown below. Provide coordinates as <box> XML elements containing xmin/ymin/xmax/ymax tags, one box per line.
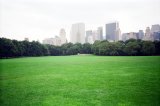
<box><xmin>1</xmin><ymin>0</ymin><xmax>160</xmax><ymax>105</ymax></box>
<box><xmin>0</xmin><ymin>0</ymin><xmax>160</xmax><ymax>42</ymax></box>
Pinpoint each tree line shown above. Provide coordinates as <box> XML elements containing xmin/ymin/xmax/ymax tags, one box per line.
<box><xmin>0</xmin><ymin>37</ymin><xmax>160</xmax><ymax>58</ymax></box>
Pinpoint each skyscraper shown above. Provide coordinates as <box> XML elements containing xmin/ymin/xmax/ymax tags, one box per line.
<box><xmin>97</xmin><ymin>27</ymin><xmax>103</xmax><ymax>41</ymax></box>
<box><xmin>105</xmin><ymin>22</ymin><xmax>120</xmax><ymax>41</ymax></box>
<box><xmin>59</xmin><ymin>28</ymin><xmax>67</xmax><ymax>45</ymax></box>
<box><xmin>70</xmin><ymin>23</ymin><xmax>85</xmax><ymax>44</ymax></box>
<box><xmin>153</xmin><ymin>32</ymin><xmax>160</xmax><ymax>41</ymax></box>
<box><xmin>143</xmin><ymin>27</ymin><xmax>153</xmax><ymax>41</ymax></box>
<box><xmin>151</xmin><ymin>24</ymin><xmax>160</xmax><ymax>40</ymax></box>
<box><xmin>92</xmin><ymin>30</ymin><xmax>98</xmax><ymax>42</ymax></box>
<box><xmin>138</xmin><ymin>30</ymin><xmax>144</xmax><ymax>40</ymax></box>
<box><xmin>86</xmin><ymin>30</ymin><xmax>93</xmax><ymax>43</ymax></box>
<box><xmin>151</xmin><ymin>24</ymin><xmax>160</xmax><ymax>33</ymax></box>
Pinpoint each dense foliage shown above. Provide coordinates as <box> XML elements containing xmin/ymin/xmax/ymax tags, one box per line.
<box><xmin>0</xmin><ymin>37</ymin><xmax>160</xmax><ymax>58</ymax></box>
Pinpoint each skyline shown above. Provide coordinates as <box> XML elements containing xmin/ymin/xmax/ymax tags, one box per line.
<box><xmin>0</xmin><ymin>0</ymin><xmax>160</xmax><ymax>42</ymax></box>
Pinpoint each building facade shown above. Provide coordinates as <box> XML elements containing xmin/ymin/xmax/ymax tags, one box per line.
<box><xmin>138</xmin><ymin>30</ymin><xmax>144</xmax><ymax>40</ymax></box>
<box><xmin>86</xmin><ymin>30</ymin><xmax>93</xmax><ymax>43</ymax></box>
<box><xmin>151</xmin><ymin>24</ymin><xmax>160</xmax><ymax>33</ymax></box>
<box><xmin>122</xmin><ymin>32</ymin><xmax>138</xmax><ymax>41</ymax></box>
<box><xmin>97</xmin><ymin>27</ymin><xmax>103</xmax><ymax>41</ymax></box>
<box><xmin>143</xmin><ymin>27</ymin><xmax>154</xmax><ymax>41</ymax></box>
<box><xmin>70</xmin><ymin>23</ymin><xmax>85</xmax><ymax>44</ymax></box>
<box><xmin>153</xmin><ymin>31</ymin><xmax>160</xmax><ymax>41</ymax></box>
<box><xmin>59</xmin><ymin>28</ymin><xmax>67</xmax><ymax>45</ymax></box>
<box><xmin>151</xmin><ymin>24</ymin><xmax>160</xmax><ymax>41</ymax></box>
<box><xmin>92</xmin><ymin>30</ymin><xmax>98</xmax><ymax>42</ymax></box>
<box><xmin>42</xmin><ymin>36</ymin><xmax>61</xmax><ymax>46</ymax></box>
<box><xmin>53</xmin><ymin>36</ymin><xmax>61</xmax><ymax>46</ymax></box>
<box><xmin>105</xmin><ymin>22</ymin><xmax>120</xmax><ymax>41</ymax></box>
<box><xmin>43</xmin><ymin>38</ymin><xmax>55</xmax><ymax>45</ymax></box>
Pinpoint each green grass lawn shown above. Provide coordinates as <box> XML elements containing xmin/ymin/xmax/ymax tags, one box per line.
<box><xmin>0</xmin><ymin>56</ymin><xmax>160</xmax><ymax>106</ymax></box>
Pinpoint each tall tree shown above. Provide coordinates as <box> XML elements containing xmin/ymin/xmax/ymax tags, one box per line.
<box><xmin>142</xmin><ymin>41</ymin><xmax>155</xmax><ymax>55</ymax></box>
<box><xmin>124</xmin><ymin>41</ymin><xmax>141</xmax><ymax>56</ymax></box>
<box><xmin>82</xmin><ymin>43</ymin><xmax>92</xmax><ymax>54</ymax></box>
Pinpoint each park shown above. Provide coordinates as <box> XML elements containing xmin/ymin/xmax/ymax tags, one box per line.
<box><xmin>0</xmin><ymin>55</ymin><xmax>160</xmax><ymax>106</ymax></box>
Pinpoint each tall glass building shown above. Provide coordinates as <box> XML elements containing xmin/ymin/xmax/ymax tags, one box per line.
<box><xmin>105</xmin><ymin>22</ymin><xmax>120</xmax><ymax>41</ymax></box>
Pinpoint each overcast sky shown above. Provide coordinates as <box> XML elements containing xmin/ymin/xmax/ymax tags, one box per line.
<box><xmin>0</xmin><ymin>0</ymin><xmax>160</xmax><ymax>42</ymax></box>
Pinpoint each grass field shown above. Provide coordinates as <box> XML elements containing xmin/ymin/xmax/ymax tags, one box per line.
<box><xmin>0</xmin><ymin>56</ymin><xmax>160</xmax><ymax>106</ymax></box>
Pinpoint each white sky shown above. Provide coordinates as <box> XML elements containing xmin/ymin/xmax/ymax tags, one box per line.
<box><xmin>0</xmin><ymin>0</ymin><xmax>160</xmax><ymax>42</ymax></box>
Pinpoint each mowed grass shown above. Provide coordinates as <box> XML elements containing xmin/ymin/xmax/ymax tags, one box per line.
<box><xmin>0</xmin><ymin>56</ymin><xmax>160</xmax><ymax>106</ymax></box>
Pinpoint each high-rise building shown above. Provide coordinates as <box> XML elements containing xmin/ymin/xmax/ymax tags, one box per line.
<box><xmin>151</xmin><ymin>24</ymin><xmax>160</xmax><ymax>33</ymax></box>
<box><xmin>153</xmin><ymin>31</ymin><xmax>160</xmax><ymax>41</ymax></box>
<box><xmin>143</xmin><ymin>27</ymin><xmax>153</xmax><ymax>41</ymax></box>
<box><xmin>151</xmin><ymin>24</ymin><xmax>160</xmax><ymax>40</ymax></box>
<box><xmin>59</xmin><ymin>28</ymin><xmax>67</xmax><ymax>45</ymax></box>
<box><xmin>42</xmin><ymin>36</ymin><xmax>61</xmax><ymax>46</ymax></box>
<box><xmin>97</xmin><ymin>27</ymin><xmax>103</xmax><ymax>40</ymax></box>
<box><xmin>122</xmin><ymin>32</ymin><xmax>138</xmax><ymax>41</ymax></box>
<box><xmin>105</xmin><ymin>22</ymin><xmax>120</xmax><ymax>41</ymax></box>
<box><xmin>86</xmin><ymin>30</ymin><xmax>92</xmax><ymax>43</ymax></box>
<box><xmin>129</xmin><ymin>32</ymin><xmax>138</xmax><ymax>39</ymax></box>
<box><xmin>70</xmin><ymin>23</ymin><xmax>85</xmax><ymax>44</ymax></box>
<box><xmin>85</xmin><ymin>28</ymin><xmax>102</xmax><ymax>44</ymax></box>
<box><xmin>138</xmin><ymin>30</ymin><xmax>144</xmax><ymax>40</ymax></box>
<box><xmin>116</xmin><ymin>28</ymin><xmax>121</xmax><ymax>40</ymax></box>
<box><xmin>92</xmin><ymin>30</ymin><xmax>98</xmax><ymax>42</ymax></box>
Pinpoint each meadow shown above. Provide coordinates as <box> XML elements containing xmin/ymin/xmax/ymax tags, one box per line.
<box><xmin>0</xmin><ymin>56</ymin><xmax>160</xmax><ymax>106</ymax></box>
